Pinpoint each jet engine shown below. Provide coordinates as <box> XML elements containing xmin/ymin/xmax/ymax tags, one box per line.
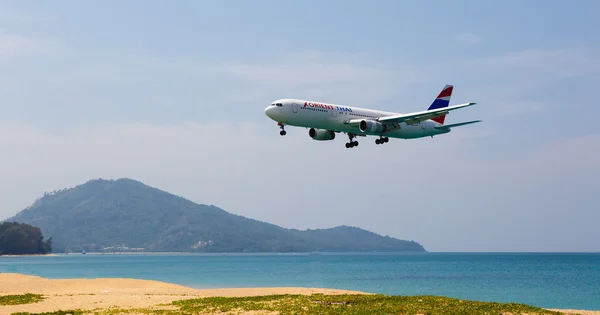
<box><xmin>359</xmin><ymin>120</ymin><xmax>386</xmax><ymax>133</ymax></box>
<box><xmin>309</xmin><ymin>128</ymin><xmax>336</xmax><ymax>140</ymax></box>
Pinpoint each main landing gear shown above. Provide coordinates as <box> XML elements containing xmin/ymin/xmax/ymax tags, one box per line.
<box><xmin>375</xmin><ymin>136</ymin><xmax>389</xmax><ymax>145</ymax></box>
<box><xmin>278</xmin><ymin>122</ymin><xmax>286</xmax><ymax>136</ymax></box>
<box><xmin>345</xmin><ymin>134</ymin><xmax>359</xmax><ymax>148</ymax></box>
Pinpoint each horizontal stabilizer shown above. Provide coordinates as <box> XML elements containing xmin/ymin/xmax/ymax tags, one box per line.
<box><xmin>435</xmin><ymin>120</ymin><xmax>482</xmax><ymax>129</ymax></box>
<box><xmin>378</xmin><ymin>102</ymin><xmax>477</xmax><ymax>125</ymax></box>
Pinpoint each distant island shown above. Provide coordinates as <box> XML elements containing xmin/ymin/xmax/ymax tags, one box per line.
<box><xmin>0</xmin><ymin>221</ymin><xmax>52</xmax><ymax>255</ymax></box>
<box><xmin>2</xmin><ymin>178</ymin><xmax>425</xmax><ymax>253</ymax></box>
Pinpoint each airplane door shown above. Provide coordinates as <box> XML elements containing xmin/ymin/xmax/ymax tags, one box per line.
<box><xmin>332</xmin><ymin>108</ymin><xmax>338</xmax><ymax>117</ymax></box>
<box><xmin>292</xmin><ymin>103</ymin><xmax>299</xmax><ymax>113</ymax></box>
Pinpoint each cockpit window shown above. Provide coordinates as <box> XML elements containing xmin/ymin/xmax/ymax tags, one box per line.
<box><xmin>275</xmin><ymin>103</ymin><xmax>283</xmax><ymax>107</ymax></box>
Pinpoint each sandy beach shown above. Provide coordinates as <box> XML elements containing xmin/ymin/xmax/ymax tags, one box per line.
<box><xmin>1</xmin><ymin>273</ymin><xmax>598</xmax><ymax>315</ymax></box>
<box><xmin>0</xmin><ymin>273</ymin><xmax>364</xmax><ymax>314</ymax></box>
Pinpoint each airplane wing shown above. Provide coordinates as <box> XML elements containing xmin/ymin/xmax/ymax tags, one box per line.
<box><xmin>377</xmin><ymin>102</ymin><xmax>477</xmax><ymax>125</ymax></box>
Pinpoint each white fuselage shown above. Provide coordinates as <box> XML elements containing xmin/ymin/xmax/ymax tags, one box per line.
<box><xmin>264</xmin><ymin>98</ymin><xmax>450</xmax><ymax>139</ymax></box>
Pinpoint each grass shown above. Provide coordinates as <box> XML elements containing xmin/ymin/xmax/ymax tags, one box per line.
<box><xmin>0</xmin><ymin>294</ymin><xmax>44</xmax><ymax>306</ymax></box>
<box><xmin>171</xmin><ymin>294</ymin><xmax>572</xmax><ymax>315</ymax></box>
<box><xmin>15</xmin><ymin>294</ymin><xmax>579</xmax><ymax>315</ymax></box>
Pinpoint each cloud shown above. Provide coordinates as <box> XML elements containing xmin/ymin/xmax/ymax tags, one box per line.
<box><xmin>472</xmin><ymin>48</ymin><xmax>599</xmax><ymax>74</ymax></box>
<box><xmin>232</xmin><ymin>51</ymin><xmax>429</xmax><ymax>101</ymax></box>
<box><xmin>130</xmin><ymin>51</ymin><xmax>428</xmax><ymax>106</ymax></box>
<box><xmin>458</xmin><ymin>48</ymin><xmax>600</xmax><ymax>89</ymax></box>
<box><xmin>420</xmin><ymin>47</ymin><xmax>600</xmax><ymax>120</ymax></box>
<box><xmin>493</xmin><ymin>101</ymin><xmax>543</xmax><ymax>117</ymax></box>
<box><xmin>0</xmin><ymin>33</ymin><xmax>39</xmax><ymax>57</ymax></box>
<box><xmin>505</xmin><ymin>134</ymin><xmax>600</xmax><ymax>179</ymax></box>
<box><xmin>212</xmin><ymin>60</ymin><xmax>401</xmax><ymax>104</ymax></box>
<box><xmin>0</xmin><ymin>32</ymin><xmax>59</xmax><ymax>58</ymax></box>
<box><xmin>0</xmin><ymin>6</ymin><xmax>45</xmax><ymax>23</ymax></box>
<box><xmin>456</xmin><ymin>33</ymin><xmax>482</xmax><ymax>44</ymax></box>
<box><xmin>11</xmin><ymin>36</ymin><xmax>595</xmax><ymax>130</ymax></box>
<box><xmin>0</xmin><ymin>49</ymin><xmax>426</xmax><ymax>127</ymax></box>
<box><xmin>0</xmin><ymin>120</ymin><xmax>598</xmax><ymax>251</ymax></box>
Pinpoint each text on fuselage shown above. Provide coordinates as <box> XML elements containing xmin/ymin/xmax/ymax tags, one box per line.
<box><xmin>304</xmin><ymin>102</ymin><xmax>352</xmax><ymax>112</ymax></box>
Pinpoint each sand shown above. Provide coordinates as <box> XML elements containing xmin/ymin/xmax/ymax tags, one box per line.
<box><xmin>1</xmin><ymin>273</ymin><xmax>598</xmax><ymax>315</ymax></box>
<box><xmin>0</xmin><ymin>273</ymin><xmax>364</xmax><ymax>314</ymax></box>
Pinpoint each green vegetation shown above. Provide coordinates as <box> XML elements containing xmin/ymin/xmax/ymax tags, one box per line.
<box><xmin>0</xmin><ymin>222</ymin><xmax>52</xmax><ymax>255</ymax></box>
<box><xmin>170</xmin><ymin>294</ymin><xmax>571</xmax><ymax>315</ymax></box>
<box><xmin>0</xmin><ymin>293</ymin><xmax>44</xmax><ymax>305</ymax></box>
<box><xmin>15</xmin><ymin>294</ymin><xmax>579</xmax><ymax>315</ymax></box>
<box><xmin>4</xmin><ymin>178</ymin><xmax>425</xmax><ymax>253</ymax></box>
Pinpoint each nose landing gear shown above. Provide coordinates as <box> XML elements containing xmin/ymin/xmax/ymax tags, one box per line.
<box><xmin>278</xmin><ymin>122</ymin><xmax>286</xmax><ymax>136</ymax></box>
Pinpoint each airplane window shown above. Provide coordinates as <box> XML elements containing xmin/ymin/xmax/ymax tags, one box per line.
<box><xmin>276</xmin><ymin>103</ymin><xmax>283</xmax><ymax>107</ymax></box>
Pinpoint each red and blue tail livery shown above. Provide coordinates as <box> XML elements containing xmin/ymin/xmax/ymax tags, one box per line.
<box><xmin>264</xmin><ymin>84</ymin><xmax>479</xmax><ymax>149</ymax></box>
<box><xmin>427</xmin><ymin>84</ymin><xmax>454</xmax><ymax>124</ymax></box>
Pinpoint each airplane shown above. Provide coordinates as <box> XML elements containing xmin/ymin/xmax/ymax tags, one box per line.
<box><xmin>264</xmin><ymin>84</ymin><xmax>481</xmax><ymax>148</ymax></box>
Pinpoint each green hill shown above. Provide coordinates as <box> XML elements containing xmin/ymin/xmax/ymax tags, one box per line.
<box><xmin>3</xmin><ymin>178</ymin><xmax>425</xmax><ymax>253</ymax></box>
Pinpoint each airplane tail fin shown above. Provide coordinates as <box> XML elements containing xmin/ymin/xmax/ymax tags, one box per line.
<box><xmin>427</xmin><ymin>84</ymin><xmax>453</xmax><ymax>124</ymax></box>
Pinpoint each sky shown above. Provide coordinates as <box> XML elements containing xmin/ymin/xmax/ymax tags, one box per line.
<box><xmin>0</xmin><ymin>0</ymin><xmax>599</xmax><ymax>252</ymax></box>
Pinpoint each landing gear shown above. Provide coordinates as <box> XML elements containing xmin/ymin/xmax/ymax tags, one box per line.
<box><xmin>375</xmin><ymin>136</ymin><xmax>389</xmax><ymax>145</ymax></box>
<box><xmin>278</xmin><ymin>122</ymin><xmax>286</xmax><ymax>136</ymax></box>
<box><xmin>345</xmin><ymin>134</ymin><xmax>359</xmax><ymax>148</ymax></box>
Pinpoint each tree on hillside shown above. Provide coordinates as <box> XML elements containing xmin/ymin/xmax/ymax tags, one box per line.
<box><xmin>0</xmin><ymin>221</ymin><xmax>53</xmax><ymax>255</ymax></box>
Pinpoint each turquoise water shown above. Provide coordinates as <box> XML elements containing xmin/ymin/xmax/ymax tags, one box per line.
<box><xmin>1</xmin><ymin>253</ymin><xmax>599</xmax><ymax>310</ymax></box>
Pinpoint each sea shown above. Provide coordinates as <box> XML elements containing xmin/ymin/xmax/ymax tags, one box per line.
<box><xmin>1</xmin><ymin>252</ymin><xmax>599</xmax><ymax>311</ymax></box>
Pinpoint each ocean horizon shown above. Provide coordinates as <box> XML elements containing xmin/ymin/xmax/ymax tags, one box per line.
<box><xmin>1</xmin><ymin>252</ymin><xmax>599</xmax><ymax>311</ymax></box>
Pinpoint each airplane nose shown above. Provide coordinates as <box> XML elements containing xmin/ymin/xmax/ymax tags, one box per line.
<box><xmin>265</xmin><ymin>106</ymin><xmax>276</xmax><ymax>119</ymax></box>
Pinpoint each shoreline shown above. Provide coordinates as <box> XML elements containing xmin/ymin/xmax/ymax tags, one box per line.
<box><xmin>0</xmin><ymin>253</ymin><xmax>56</xmax><ymax>257</ymax></box>
<box><xmin>1</xmin><ymin>273</ymin><xmax>598</xmax><ymax>315</ymax></box>
<box><xmin>2</xmin><ymin>252</ymin><xmax>599</xmax><ymax>257</ymax></box>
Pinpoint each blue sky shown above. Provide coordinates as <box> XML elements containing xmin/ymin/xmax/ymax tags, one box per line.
<box><xmin>1</xmin><ymin>0</ymin><xmax>599</xmax><ymax>252</ymax></box>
